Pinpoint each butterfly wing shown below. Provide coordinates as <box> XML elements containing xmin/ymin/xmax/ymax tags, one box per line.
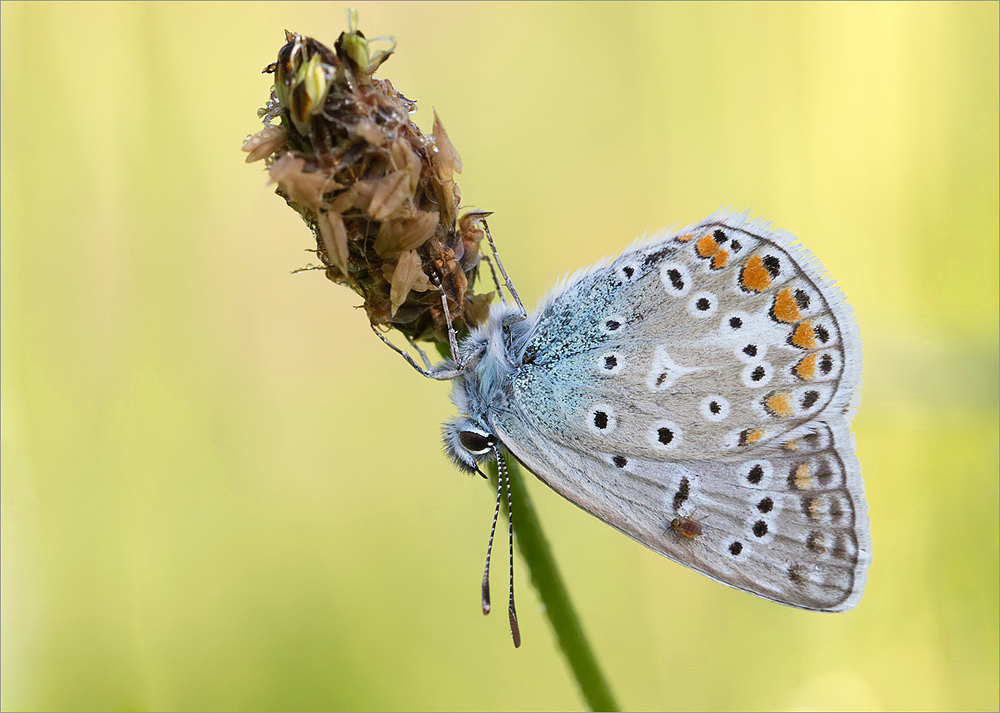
<box><xmin>494</xmin><ymin>414</ymin><xmax>868</xmax><ymax>611</ymax></box>
<box><xmin>515</xmin><ymin>211</ymin><xmax>861</xmax><ymax>460</ymax></box>
<box><xmin>494</xmin><ymin>211</ymin><xmax>869</xmax><ymax>610</ymax></box>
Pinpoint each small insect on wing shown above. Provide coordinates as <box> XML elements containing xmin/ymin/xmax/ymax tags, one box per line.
<box><xmin>670</xmin><ymin>513</ymin><xmax>707</xmax><ymax>539</ymax></box>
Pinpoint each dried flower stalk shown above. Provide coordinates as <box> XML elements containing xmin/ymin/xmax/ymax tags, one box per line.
<box><xmin>243</xmin><ymin>15</ymin><xmax>493</xmax><ymax>345</ymax></box>
<box><xmin>241</xmin><ymin>15</ymin><xmax>620</xmax><ymax>708</ymax></box>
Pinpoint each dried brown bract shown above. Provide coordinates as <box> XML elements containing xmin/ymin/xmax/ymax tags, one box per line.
<box><xmin>243</xmin><ymin>16</ymin><xmax>493</xmax><ymax>346</ymax></box>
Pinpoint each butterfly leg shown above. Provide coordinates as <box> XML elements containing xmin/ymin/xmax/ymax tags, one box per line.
<box><xmin>371</xmin><ymin>270</ymin><xmax>464</xmax><ymax>378</ymax></box>
<box><xmin>428</xmin><ymin>272</ymin><xmax>463</xmax><ymax>363</ymax></box>
<box><xmin>482</xmin><ymin>220</ymin><xmax>527</xmax><ymax>325</ymax></box>
<box><xmin>481</xmin><ymin>254</ymin><xmax>505</xmax><ymax>301</ymax></box>
<box><xmin>407</xmin><ymin>335</ymin><xmax>433</xmax><ymax>370</ymax></box>
<box><xmin>369</xmin><ymin>325</ymin><xmax>464</xmax><ymax>380</ymax></box>
<box><xmin>369</xmin><ymin>276</ymin><xmax>486</xmax><ymax>379</ymax></box>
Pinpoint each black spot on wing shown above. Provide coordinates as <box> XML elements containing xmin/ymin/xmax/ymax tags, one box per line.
<box><xmin>672</xmin><ymin>477</ymin><xmax>690</xmax><ymax>512</ymax></box>
<box><xmin>643</xmin><ymin>246</ymin><xmax>674</xmax><ymax>266</ymax></box>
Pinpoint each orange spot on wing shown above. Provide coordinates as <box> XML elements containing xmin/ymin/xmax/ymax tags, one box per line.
<box><xmin>791</xmin><ymin>321</ymin><xmax>818</xmax><ymax>349</ymax></box>
<box><xmin>765</xmin><ymin>392</ymin><xmax>793</xmax><ymax>417</ymax></box>
<box><xmin>772</xmin><ymin>287</ymin><xmax>801</xmax><ymax>323</ymax></box>
<box><xmin>794</xmin><ymin>354</ymin><xmax>818</xmax><ymax>381</ymax></box>
<box><xmin>695</xmin><ymin>234</ymin><xmax>719</xmax><ymax>258</ymax></box>
<box><xmin>711</xmin><ymin>250</ymin><xmax>730</xmax><ymax>269</ymax></box>
<box><xmin>807</xmin><ymin>495</ymin><xmax>823</xmax><ymax>517</ymax></box>
<box><xmin>794</xmin><ymin>463</ymin><xmax>812</xmax><ymax>490</ymax></box>
<box><xmin>740</xmin><ymin>255</ymin><xmax>772</xmax><ymax>292</ymax></box>
<box><xmin>740</xmin><ymin>427</ymin><xmax>765</xmax><ymax>445</ymax></box>
<box><xmin>676</xmin><ymin>234</ymin><xmax>695</xmax><ymax>242</ymax></box>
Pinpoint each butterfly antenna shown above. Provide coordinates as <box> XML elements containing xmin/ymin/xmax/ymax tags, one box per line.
<box><xmin>496</xmin><ymin>446</ymin><xmax>521</xmax><ymax>648</ymax></box>
<box><xmin>481</xmin><ymin>461</ymin><xmax>504</xmax><ymax>616</ymax></box>
<box><xmin>482</xmin><ymin>220</ymin><xmax>527</xmax><ymax>321</ymax></box>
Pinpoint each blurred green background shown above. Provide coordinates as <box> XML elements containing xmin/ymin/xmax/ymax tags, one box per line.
<box><xmin>2</xmin><ymin>2</ymin><xmax>997</xmax><ymax>710</ymax></box>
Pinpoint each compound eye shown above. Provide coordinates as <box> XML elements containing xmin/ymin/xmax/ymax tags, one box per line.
<box><xmin>459</xmin><ymin>430</ymin><xmax>495</xmax><ymax>454</ymax></box>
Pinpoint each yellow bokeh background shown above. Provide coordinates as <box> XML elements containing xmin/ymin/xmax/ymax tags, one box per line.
<box><xmin>2</xmin><ymin>2</ymin><xmax>997</xmax><ymax>710</ymax></box>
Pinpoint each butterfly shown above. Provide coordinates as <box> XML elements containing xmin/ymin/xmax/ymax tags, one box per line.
<box><xmin>376</xmin><ymin>210</ymin><xmax>870</xmax><ymax>646</ymax></box>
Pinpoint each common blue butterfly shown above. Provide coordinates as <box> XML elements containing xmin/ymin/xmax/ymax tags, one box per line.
<box><xmin>379</xmin><ymin>210</ymin><xmax>870</xmax><ymax>645</ymax></box>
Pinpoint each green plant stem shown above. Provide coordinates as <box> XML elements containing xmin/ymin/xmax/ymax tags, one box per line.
<box><xmin>487</xmin><ymin>456</ymin><xmax>620</xmax><ymax>712</ymax></box>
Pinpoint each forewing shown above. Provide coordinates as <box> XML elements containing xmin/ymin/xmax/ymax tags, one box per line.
<box><xmin>516</xmin><ymin>212</ymin><xmax>861</xmax><ymax>461</ymax></box>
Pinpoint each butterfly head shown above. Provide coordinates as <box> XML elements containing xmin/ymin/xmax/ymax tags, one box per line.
<box><xmin>440</xmin><ymin>302</ymin><xmax>528</xmax><ymax>475</ymax></box>
<box><xmin>442</xmin><ymin>418</ymin><xmax>497</xmax><ymax>474</ymax></box>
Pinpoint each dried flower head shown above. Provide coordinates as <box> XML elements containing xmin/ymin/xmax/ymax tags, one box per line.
<box><xmin>243</xmin><ymin>12</ymin><xmax>493</xmax><ymax>346</ymax></box>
